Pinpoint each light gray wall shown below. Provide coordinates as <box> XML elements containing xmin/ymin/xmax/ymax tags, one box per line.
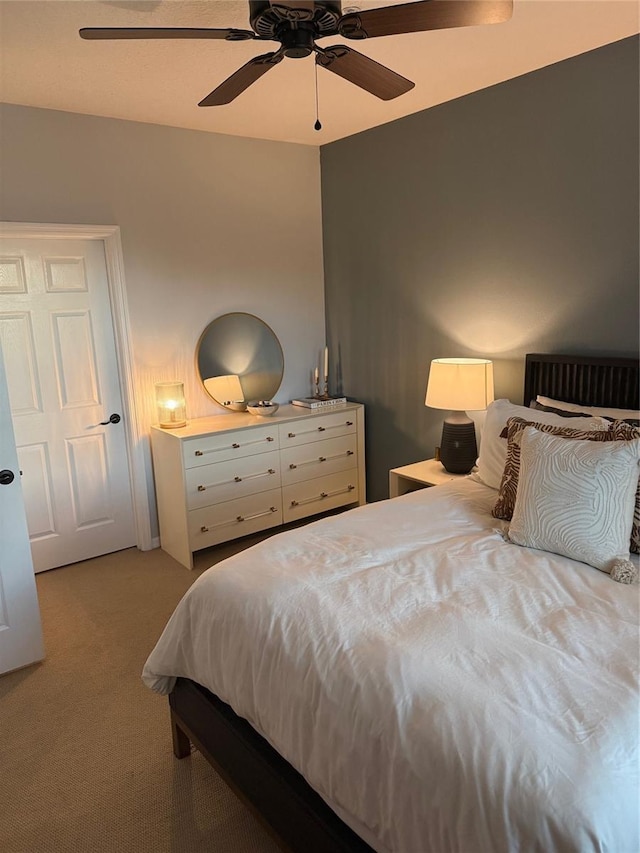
<box><xmin>0</xmin><ymin>104</ymin><xmax>326</xmax><ymax>536</ymax></box>
<box><xmin>321</xmin><ymin>36</ymin><xmax>640</xmax><ymax>502</ymax></box>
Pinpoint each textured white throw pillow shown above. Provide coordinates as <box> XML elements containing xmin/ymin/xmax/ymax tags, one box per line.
<box><xmin>475</xmin><ymin>399</ymin><xmax>609</xmax><ymax>491</ymax></box>
<box><xmin>509</xmin><ymin>428</ymin><xmax>640</xmax><ymax>575</ymax></box>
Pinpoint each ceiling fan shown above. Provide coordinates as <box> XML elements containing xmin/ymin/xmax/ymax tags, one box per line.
<box><xmin>80</xmin><ymin>0</ymin><xmax>514</xmax><ymax>106</ymax></box>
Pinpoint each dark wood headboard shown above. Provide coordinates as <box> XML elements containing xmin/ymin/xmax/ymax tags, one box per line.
<box><xmin>524</xmin><ymin>353</ymin><xmax>639</xmax><ymax>409</ymax></box>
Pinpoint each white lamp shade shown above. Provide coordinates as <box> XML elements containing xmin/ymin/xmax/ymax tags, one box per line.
<box><xmin>204</xmin><ymin>374</ymin><xmax>245</xmax><ymax>404</ymax></box>
<box><xmin>425</xmin><ymin>358</ymin><xmax>494</xmax><ymax>411</ymax></box>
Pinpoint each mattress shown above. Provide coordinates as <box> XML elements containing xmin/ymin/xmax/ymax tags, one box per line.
<box><xmin>143</xmin><ymin>478</ymin><xmax>640</xmax><ymax>853</ymax></box>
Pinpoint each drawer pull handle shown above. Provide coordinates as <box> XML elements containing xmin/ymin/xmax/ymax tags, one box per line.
<box><xmin>200</xmin><ymin>505</ymin><xmax>278</xmax><ymax>533</ymax></box>
<box><xmin>287</xmin><ymin>449</ymin><xmax>356</xmax><ymax>470</ymax></box>
<box><xmin>287</xmin><ymin>422</ymin><xmax>354</xmax><ymax>439</ymax></box>
<box><xmin>193</xmin><ymin>434</ymin><xmax>276</xmax><ymax>457</ymax></box>
<box><xmin>196</xmin><ymin>468</ymin><xmax>278</xmax><ymax>491</ymax></box>
<box><xmin>236</xmin><ymin>506</ymin><xmax>278</xmax><ymax>523</ymax></box>
<box><xmin>289</xmin><ymin>484</ymin><xmax>355</xmax><ymax>509</ymax></box>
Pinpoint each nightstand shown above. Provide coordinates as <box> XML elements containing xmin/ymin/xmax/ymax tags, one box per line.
<box><xmin>389</xmin><ymin>458</ymin><xmax>468</xmax><ymax>498</ymax></box>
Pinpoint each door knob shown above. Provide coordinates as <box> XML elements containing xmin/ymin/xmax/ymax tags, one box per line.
<box><xmin>100</xmin><ymin>413</ymin><xmax>121</xmax><ymax>425</ymax></box>
<box><xmin>0</xmin><ymin>469</ymin><xmax>15</xmax><ymax>485</ymax></box>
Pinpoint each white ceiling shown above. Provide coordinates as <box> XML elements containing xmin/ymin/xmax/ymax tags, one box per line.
<box><xmin>1</xmin><ymin>1</ymin><xmax>638</xmax><ymax>146</ymax></box>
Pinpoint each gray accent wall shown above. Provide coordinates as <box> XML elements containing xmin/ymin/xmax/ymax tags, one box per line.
<box><xmin>321</xmin><ymin>36</ymin><xmax>640</xmax><ymax>502</ymax></box>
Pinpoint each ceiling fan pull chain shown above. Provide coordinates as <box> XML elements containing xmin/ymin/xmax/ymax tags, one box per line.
<box><xmin>314</xmin><ymin>58</ymin><xmax>322</xmax><ymax>132</ymax></box>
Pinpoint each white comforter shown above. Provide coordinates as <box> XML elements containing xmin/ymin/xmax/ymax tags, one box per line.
<box><xmin>143</xmin><ymin>479</ymin><xmax>639</xmax><ymax>853</ymax></box>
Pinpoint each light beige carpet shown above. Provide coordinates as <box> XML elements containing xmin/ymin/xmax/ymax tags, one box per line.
<box><xmin>0</xmin><ymin>539</ymin><xmax>283</xmax><ymax>853</ymax></box>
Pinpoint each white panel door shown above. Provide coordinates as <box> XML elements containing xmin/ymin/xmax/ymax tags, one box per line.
<box><xmin>0</xmin><ymin>344</ymin><xmax>44</xmax><ymax>674</ymax></box>
<box><xmin>0</xmin><ymin>237</ymin><xmax>136</xmax><ymax>572</ymax></box>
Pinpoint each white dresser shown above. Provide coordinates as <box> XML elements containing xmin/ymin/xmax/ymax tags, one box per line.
<box><xmin>150</xmin><ymin>403</ymin><xmax>365</xmax><ymax>568</ymax></box>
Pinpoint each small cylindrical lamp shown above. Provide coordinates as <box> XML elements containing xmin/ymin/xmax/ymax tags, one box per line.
<box><xmin>155</xmin><ymin>381</ymin><xmax>187</xmax><ymax>429</ymax></box>
<box><xmin>425</xmin><ymin>358</ymin><xmax>494</xmax><ymax>474</ymax></box>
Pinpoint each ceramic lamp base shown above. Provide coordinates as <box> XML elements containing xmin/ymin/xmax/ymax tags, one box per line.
<box><xmin>440</xmin><ymin>418</ymin><xmax>477</xmax><ymax>475</ymax></box>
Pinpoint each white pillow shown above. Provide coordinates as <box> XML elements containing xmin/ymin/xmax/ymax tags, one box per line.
<box><xmin>536</xmin><ymin>395</ymin><xmax>640</xmax><ymax>423</ymax></box>
<box><xmin>509</xmin><ymin>427</ymin><xmax>640</xmax><ymax>574</ymax></box>
<box><xmin>475</xmin><ymin>399</ymin><xmax>609</xmax><ymax>490</ymax></box>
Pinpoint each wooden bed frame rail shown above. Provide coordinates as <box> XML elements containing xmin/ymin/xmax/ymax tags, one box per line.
<box><xmin>169</xmin><ymin>678</ymin><xmax>374</xmax><ymax>853</ymax></box>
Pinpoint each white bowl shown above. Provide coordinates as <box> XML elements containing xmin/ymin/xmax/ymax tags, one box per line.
<box><xmin>247</xmin><ymin>401</ymin><xmax>279</xmax><ymax>417</ymax></box>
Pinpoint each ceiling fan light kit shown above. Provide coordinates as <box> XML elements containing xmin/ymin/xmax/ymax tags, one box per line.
<box><xmin>80</xmin><ymin>0</ymin><xmax>513</xmax><ymax>107</ymax></box>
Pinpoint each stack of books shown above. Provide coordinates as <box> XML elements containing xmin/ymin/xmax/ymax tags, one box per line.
<box><xmin>291</xmin><ymin>396</ymin><xmax>347</xmax><ymax>409</ymax></box>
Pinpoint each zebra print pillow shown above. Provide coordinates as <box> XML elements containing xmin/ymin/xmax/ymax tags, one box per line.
<box><xmin>610</xmin><ymin>421</ymin><xmax>640</xmax><ymax>554</ymax></box>
<box><xmin>492</xmin><ymin>417</ymin><xmax>616</xmax><ymax>521</ymax></box>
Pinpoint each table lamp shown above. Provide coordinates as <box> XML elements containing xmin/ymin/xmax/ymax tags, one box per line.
<box><xmin>425</xmin><ymin>358</ymin><xmax>494</xmax><ymax>474</ymax></box>
<box><xmin>155</xmin><ymin>381</ymin><xmax>187</xmax><ymax>429</ymax></box>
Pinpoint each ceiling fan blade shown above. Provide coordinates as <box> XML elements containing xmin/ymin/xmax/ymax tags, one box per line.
<box><xmin>316</xmin><ymin>46</ymin><xmax>414</xmax><ymax>101</ymax></box>
<box><xmin>338</xmin><ymin>0</ymin><xmax>513</xmax><ymax>40</ymax></box>
<box><xmin>198</xmin><ymin>51</ymin><xmax>284</xmax><ymax>106</ymax></box>
<box><xmin>79</xmin><ymin>27</ymin><xmax>256</xmax><ymax>41</ymax></box>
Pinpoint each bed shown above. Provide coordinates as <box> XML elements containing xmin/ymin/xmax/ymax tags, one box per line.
<box><xmin>143</xmin><ymin>353</ymin><xmax>640</xmax><ymax>853</ymax></box>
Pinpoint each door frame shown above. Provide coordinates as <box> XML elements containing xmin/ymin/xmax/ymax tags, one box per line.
<box><xmin>0</xmin><ymin>221</ymin><xmax>153</xmax><ymax>551</ymax></box>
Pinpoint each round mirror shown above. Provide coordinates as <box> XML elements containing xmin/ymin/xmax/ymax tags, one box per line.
<box><xmin>197</xmin><ymin>313</ymin><xmax>284</xmax><ymax>409</ymax></box>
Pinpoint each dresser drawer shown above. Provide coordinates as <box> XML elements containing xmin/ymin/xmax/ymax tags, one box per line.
<box><xmin>283</xmin><ymin>470</ymin><xmax>358</xmax><ymax>523</ymax></box>
<box><xmin>183</xmin><ymin>424</ymin><xmax>279</xmax><ymax>469</ymax></box>
<box><xmin>188</xmin><ymin>489</ymin><xmax>283</xmax><ymax>550</ymax></box>
<box><xmin>279</xmin><ymin>410</ymin><xmax>356</xmax><ymax>448</ymax></box>
<box><xmin>185</xmin><ymin>450</ymin><xmax>281</xmax><ymax>510</ymax></box>
<box><xmin>281</xmin><ymin>434</ymin><xmax>357</xmax><ymax>486</ymax></box>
